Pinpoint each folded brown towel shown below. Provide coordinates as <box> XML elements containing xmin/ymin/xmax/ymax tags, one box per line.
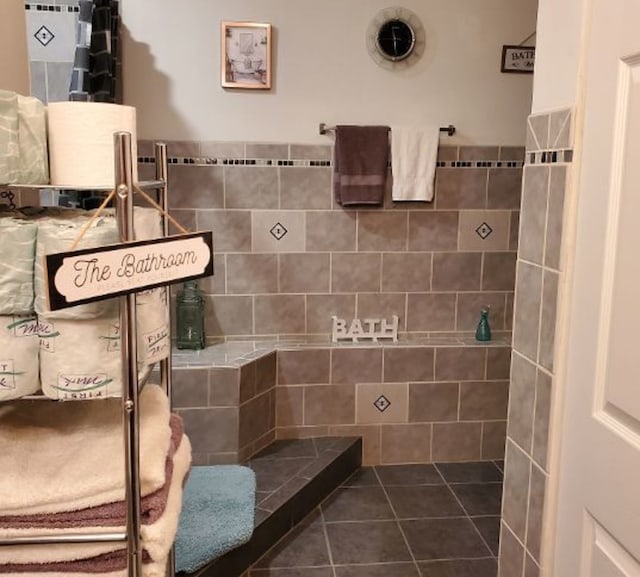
<box><xmin>334</xmin><ymin>125</ymin><xmax>390</xmax><ymax>206</ymax></box>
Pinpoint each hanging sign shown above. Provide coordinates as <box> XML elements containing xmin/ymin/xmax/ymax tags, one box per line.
<box><xmin>45</xmin><ymin>231</ymin><xmax>214</xmax><ymax>312</ymax></box>
<box><xmin>501</xmin><ymin>45</ymin><xmax>535</xmax><ymax>74</ymax></box>
<box><xmin>332</xmin><ymin>316</ymin><xmax>399</xmax><ymax>343</ymax></box>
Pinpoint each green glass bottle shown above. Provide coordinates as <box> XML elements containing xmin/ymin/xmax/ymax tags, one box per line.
<box><xmin>475</xmin><ymin>308</ymin><xmax>492</xmax><ymax>342</ymax></box>
<box><xmin>176</xmin><ymin>280</ymin><xmax>205</xmax><ymax>350</ymax></box>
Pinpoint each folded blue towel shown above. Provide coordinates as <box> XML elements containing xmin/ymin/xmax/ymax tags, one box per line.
<box><xmin>176</xmin><ymin>465</ymin><xmax>256</xmax><ymax>574</ymax></box>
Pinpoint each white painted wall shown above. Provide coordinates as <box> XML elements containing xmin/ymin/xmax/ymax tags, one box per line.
<box><xmin>531</xmin><ymin>0</ymin><xmax>587</xmax><ymax>112</ymax></box>
<box><xmin>121</xmin><ymin>0</ymin><xmax>537</xmax><ymax>144</ymax></box>
<box><xmin>0</xmin><ymin>0</ymin><xmax>30</xmax><ymax>94</ymax></box>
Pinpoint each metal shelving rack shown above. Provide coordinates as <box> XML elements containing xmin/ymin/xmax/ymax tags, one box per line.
<box><xmin>0</xmin><ymin>134</ymin><xmax>175</xmax><ymax>577</ymax></box>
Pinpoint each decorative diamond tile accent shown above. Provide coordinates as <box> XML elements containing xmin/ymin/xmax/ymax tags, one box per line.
<box><xmin>34</xmin><ymin>25</ymin><xmax>55</xmax><ymax>46</ymax></box>
<box><xmin>270</xmin><ymin>222</ymin><xmax>288</xmax><ymax>241</ymax></box>
<box><xmin>475</xmin><ymin>222</ymin><xmax>493</xmax><ymax>240</ymax></box>
<box><xmin>373</xmin><ymin>395</ymin><xmax>391</xmax><ymax>413</ymax></box>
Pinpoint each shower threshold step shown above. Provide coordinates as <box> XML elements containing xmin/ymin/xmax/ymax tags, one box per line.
<box><xmin>181</xmin><ymin>436</ymin><xmax>362</xmax><ymax>577</ymax></box>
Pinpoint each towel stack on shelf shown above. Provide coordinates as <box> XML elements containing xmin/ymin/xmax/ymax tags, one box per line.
<box><xmin>0</xmin><ymin>206</ymin><xmax>170</xmax><ymax>401</ymax></box>
<box><xmin>0</xmin><ymin>385</ymin><xmax>192</xmax><ymax>577</ymax></box>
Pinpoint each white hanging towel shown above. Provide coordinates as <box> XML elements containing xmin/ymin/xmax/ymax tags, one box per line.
<box><xmin>391</xmin><ymin>126</ymin><xmax>440</xmax><ymax>202</ymax></box>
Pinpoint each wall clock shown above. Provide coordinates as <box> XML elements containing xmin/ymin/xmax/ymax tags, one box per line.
<box><xmin>366</xmin><ymin>7</ymin><xmax>426</xmax><ymax>70</ymax></box>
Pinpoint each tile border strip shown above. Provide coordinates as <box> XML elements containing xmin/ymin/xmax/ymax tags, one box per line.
<box><xmin>25</xmin><ymin>3</ymin><xmax>81</xmax><ymax>13</ymax></box>
<box><xmin>138</xmin><ymin>156</ymin><xmax>524</xmax><ymax>169</ymax></box>
<box><xmin>527</xmin><ymin>149</ymin><xmax>574</xmax><ymax>165</ymax></box>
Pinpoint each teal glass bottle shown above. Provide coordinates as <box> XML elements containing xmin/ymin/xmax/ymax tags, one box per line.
<box><xmin>176</xmin><ymin>280</ymin><xmax>205</xmax><ymax>350</ymax></box>
<box><xmin>475</xmin><ymin>308</ymin><xmax>492</xmax><ymax>342</ymax></box>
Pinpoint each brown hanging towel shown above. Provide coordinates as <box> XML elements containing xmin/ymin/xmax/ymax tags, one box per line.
<box><xmin>333</xmin><ymin>125</ymin><xmax>390</xmax><ymax>206</ymax></box>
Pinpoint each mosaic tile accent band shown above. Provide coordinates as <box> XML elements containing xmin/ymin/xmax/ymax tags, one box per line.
<box><xmin>25</xmin><ymin>4</ymin><xmax>80</xmax><ymax>13</ymax></box>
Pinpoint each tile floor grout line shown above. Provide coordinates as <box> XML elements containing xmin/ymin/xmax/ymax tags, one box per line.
<box><xmin>318</xmin><ymin>507</ymin><xmax>338</xmax><ymax>577</ymax></box>
<box><xmin>436</xmin><ymin>465</ymin><xmax>499</xmax><ymax>560</ymax></box>
<box><xmin>372</xmin><ymin>466</ymin><xmax>424</xmax><ymax>577</ymax></box>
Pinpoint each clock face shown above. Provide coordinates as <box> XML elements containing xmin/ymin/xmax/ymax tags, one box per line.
<box><xmin>366</xmin><ymin>7</ymin><xmax>425</xmax><ymax>70</ymax></box>
<box><xmin>376</xmin><ymin>19</ymin><xmax>416</xmax><ymax>61</ymax></box>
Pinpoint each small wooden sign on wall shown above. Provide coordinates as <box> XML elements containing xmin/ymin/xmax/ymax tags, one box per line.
<box><xmin>501</xmin><ymin>45</ymin><xmax>535</xmax><ymax>74</ymax></box>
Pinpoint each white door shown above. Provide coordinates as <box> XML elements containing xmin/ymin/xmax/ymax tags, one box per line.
<box><xmin>553</xmin><ymin>0</ymin><xmax>640</xmax><ymax>575</ymax></box>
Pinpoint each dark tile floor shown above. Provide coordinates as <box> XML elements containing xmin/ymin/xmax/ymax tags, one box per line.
<box><xmin>249</xmin><ymin>461</ymin><xmax>504</xmax><ymax>577</ymax></box>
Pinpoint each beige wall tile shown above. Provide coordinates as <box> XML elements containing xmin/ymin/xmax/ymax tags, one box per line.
<box><xmin>277</xmin><ymin>425</ymin><xmax>329</xmax><ymax>439</ymax></box>
<box><xmin>487</xmin><ymin>347</ymin><xmax>512</xmax><ymax>380</ymax></box>
<box><xmin>279</xmin><ymin>253</ymin><xmax>330</xmax><ymax>293</ymax></box>
<box><xmin>529</xmin><ymin>114</ymin><xmax>550</xmax><ymax>150</ymax></box>
<box><xmin>304</xmin><ymin>385</ymin><xmax>355</xmax><ymax>425</ymax></box>
<box><xmin>437</xmin><ymin>146</ymin><xmax>458</xmax><ymax>162</ymax></box>
<box><xmin>168</xmin><ymin>165</ymin><xmax>224</xmax><ymax>209</ymax></box>
<box><xmin>406</xmin><ymin>293</ymin><xmax>456</xmax><ymax>332</ymax></box>
<box><xmin>172</xmin><ymin>368</ymin><xmax>208</xmax><ymax>408</ymax></box>
<box><xmin>459</xmin><ymin>146</ymin><xmax>499</xmax><ymax>161</ymax></box>
<box><xmin>384</xmin><ymin>347</ymin><xmax>435</xmax><ymax>382</ymax></box>
<box><xmin>459</xmin><ymin>381</ymin><xmax>509</xmax><ymax>420</ymax></box>
<box><xmin>239</xmin><ymin>390</ymin><xmax>275</xmax><ymax>448</ymax></box>
<box><xmin>408</xmin><ymin>211</ymin><xmax>460</xmax><ymax>251</ymax></box>
<box><xmin>332</xmin><ymin>347</ymin><xmax>383</xmax><ymax>384</ymax></box>
<box><xmin>208</xmin><ymin>367</ymin><xmax>240</xmax><ymax>407</ymax></box>
<box><xmin>197</xmin><ymin>210</ymin><xmax>252</xmax><ymax>252</ymax></box>
<box><xmin>329</xmin><ymin>424</ymin><xmax>381</xmax><ymax>465</ymax></box>
<box><xmin>382</xmin><ymin>253</ymin><xmax>432</xmax><ymax>292</ymax></box>
<box><xmin>532</xmin><ymin>370</ymin><xmax>552</xmax><ymax>470</ymax></box>
<box><xmin>456</xmin><ymin>292</ymin><xmax>507</xmax><ymax>332</ymax></box>
<box><xmin>507</xmin><ymin>353</ymin><xmax>537</xmax><ymax>454</ymax></box>
<box><xmin>276</xmin><ymin>386</ymin><xmax>304</xmax><ymax>427</ymax></box>
<box><xmin>168</xmin><ymin>208</ymin><xmax>196</xmax><ymax>236</ymax></box>
<box><xmin>226</xmin><ymin>254</ymin><xmax>278</xmax><ymax>294</ymax></box>
<box><xmin>525</xmin><ymin>554</ymin><xmax>540</xmax><ymax>577</ymax></box>
<box><xmin>435</xmin><ymin>168</ymin><xmax>488</xmax><ymax>209</ymax></box>
<box><xmin>225</xmin><ymin>166</ymin><xmax>278</xmax><ymax>209</ymax></box>
<box><xmin>358</xmin><ymin>212</ymin><xmax>408</xmax><ymax>251</ymax></box>
<box><xmin>482</xmin><ymin>421</ymin><xmax>507</xmax><ymax>459</ymax></box>
<box><xmin>239</xmin><ymin>362</ymin><xmax>256</xmax><ymax>403</ymax></box>
<box><xmin>499</xmin><ymin>522</ymin><xmax>525</xmax><ymax>577</ymax></box>
<box><xmin>502</xmin><ymin>440</ymin><xmax>531</xmax><ymax>541</ymax></box>
<box><xmin>332</xmin><ymin>253</ymin><xmax>381</xmax><ymax>293</ymax></box>
<box><xmin>432</xmin><ymin>252</ymin><xmax>482</xmax><ymax>291</ymax></box>
<box><xmin>526</xmin><ymin>122</ymin><xmax>539</xmax><ymax>152</ymax></box>
<box><xmin>549</xmin><ymin>109</ymin><xmax>572</xmax><ymax>150</ymax></box>
<box><xmin>488</xmin><ymin>168</ymin><xmax>523</xmax><ymax>209</ymax></box>
<box><xmin>306</xmin><ymin>210</ymin><xmax>357</xmax><ymax>252</ymax></box>
<box><xmin>200</xmin><ymin>141</ymin><xmax>244</xmax><ymax>158</ymax></box>
<box><xmin>380</xmin><ymin>423</ymin><xmax>431</xmax><ymax>464</ymax></box>
<box><xmin>435</xmin><ymin>347</ymin><xmax>486</xmax><ymax>381</ymax></box>
<box><xmin>256</xmin><ymin>352</ymin><xmax>277</xmax><ymax>395</ymax></box>
<box><xmin>280</xmin><ymin>167</ymin><xmax>332</xmax><ymax>210</ymax></box>
<box><xmin>246</xmin><ymin>143</ymin><xmax>289</xmax><ymax>158</ymax></box>
<box><xmin>178</xmin><ymin>406</ymin><xmax>239</xmax><ymax>453</ymax></box>
<box><xmin>306</xmin><ymin>294</ymin><xmax>356</xmax><ymax>334</ymax></box>
<box><xmin>252</xmin><ymin>210</ymin><xmax>305</xmax><ymax>253</ymax></box>
<box><xmin>199</xmin><ymin>253</ymin><xmax>226</xmax><ymax>295</ymax></box>
<box><xmin>527</xmin><ymin>465</ymin><xmax>547</xmax><ymax>562</ymax></box>
<box><xmin>545</xmin><ymin>166</ymin><xmax>567</xmax><ymax>270</ymax></box>
<box><xmin>513</xmin><ymin>262</ymin><xmax>543</xmax><ymax>362</ymax></box>
<box><xmin>277</xmin><ymin>348</ymin><xmax>331</xmax><ymax>385</ymax></box>
<box><xmin>539</xmin><ymin>270</ymin><xmax>559</xmax><ymax>372</ymax></box>
<box><xmin>356</xmin><ymin>382</ymin><xmax>409</xmax><ymax>424</ymax></box>
<box><xmin>254</xmin><ymin>295</ymin><xmax>306</xmax><ymax>334</ymax></box>
<box><xmin>509</xmin><ymin>210</ymin><xmax>520</xmax><ymax>251</ymax></box>
<box><xmin>500</xmin><ymin>146</ymin><xmax>526</xmax><ymax>162</ymax></box>
<box><xmin>519</xmin><ymin>166</ymin><xmax>549</xmax><ymax>265</ymax></box>
<box><xmin>356</xmin><ymin>293</ymin><xmax>407</xmax><ymax>331</ymax></box>
<box><xmin>432</xmin><ymin>422</ymin><xmax>482</xmax><ymax>461</ymax></box>
<box><xmin>409</xmin><ymin>381</ymin><xmax>459</xmax><ymax>422</ymax></box>
<box><xmin>205</xmin><ymin>295</ymin><xmax>253</xmax><ymax>336</ymax></box>
<box><xmin>482</xmin><ymin>252</ymin><xmax>517</xmax><ymax>291</ymax></box>
<box><xmin>458</xmin><ymin>210</ymin><xmax>511</xmax><ymax>251</ymax></box>
<box><xmin>289</xmin><ymin>144</ymin><xmax>332</xmax><ymax>160</ymax></box>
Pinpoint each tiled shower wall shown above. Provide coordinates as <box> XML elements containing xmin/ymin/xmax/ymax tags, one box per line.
<box><xmin>498</xmin><ymin>108</ymin><xmax>572</xmax><ymax>577</ymax></box>
<box><xmin>139</xmin><ymin>142</ymin><xmax>524</xmax><ymax>341</ymax></box>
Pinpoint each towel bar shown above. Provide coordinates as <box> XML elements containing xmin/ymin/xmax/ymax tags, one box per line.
<box><xmin>319</xmin><ymin>123</ymin><xmax>456</xmax><ymax>137</ymax></box>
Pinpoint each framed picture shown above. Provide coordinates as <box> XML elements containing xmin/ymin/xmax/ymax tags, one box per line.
<box><xmin>221</xmin><ymin>21</ymin><xmax>272</xmax><ymax>89</ymax></box>
<box><xmin>501</xmin><ymin>45</ymin><xmax>535</xmax><ymax>74</ymax></box>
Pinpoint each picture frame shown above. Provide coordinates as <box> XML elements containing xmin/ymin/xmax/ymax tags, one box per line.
<box><xmin>501</xmin><ymin>45</ymin><xmax>535</xmax><ymax>74</ymax></box>
<box><xmin>221</xmin><ymin>21</ymin><xmax>272</xmax><ymax>89</ymax></box>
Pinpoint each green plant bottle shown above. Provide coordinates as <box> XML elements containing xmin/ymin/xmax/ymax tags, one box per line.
<box><xmin>176</xmin><ymin>280</ymin><xmax>205</xmax><ymax>350</ymax></box>
<box><xmin>475</xmin><ymin>308</ymin><xmax>492</xmax><ymax>342</ymax></box>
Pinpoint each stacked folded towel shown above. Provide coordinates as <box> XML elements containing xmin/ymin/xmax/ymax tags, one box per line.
<box><xmin>0</xmin><ymin>385</ymin><xmax>192</xmax><ymax>575</ymax></box>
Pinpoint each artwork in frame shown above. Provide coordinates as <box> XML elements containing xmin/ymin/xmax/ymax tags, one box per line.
<box><xmin>221</xmin><ymin>21</ymin><xmax>272</xmax><ymax>89</ymax></box>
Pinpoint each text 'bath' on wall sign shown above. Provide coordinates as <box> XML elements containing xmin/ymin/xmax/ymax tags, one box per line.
<box><xmin>501</xmin><ymin>45</ymin><xmax>535</xmax><ymax>74</ymax></box>
<box><xmin>45</xmin><ymin>231</ymin><xmax>214</xmax><ymax>312</ymax></box>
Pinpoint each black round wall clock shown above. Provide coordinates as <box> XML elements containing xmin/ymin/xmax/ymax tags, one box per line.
<box><xmin>366</xmin><ymin>7</ymin><xmax>426</xmax><ymax>70</ymax></box>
